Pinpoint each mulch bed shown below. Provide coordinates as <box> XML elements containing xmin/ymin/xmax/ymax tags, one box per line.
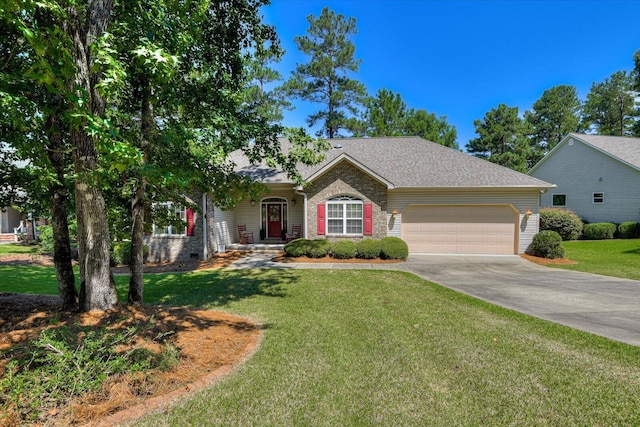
<box><xmin>0</xmin><ymin>251</ymin><xmax>258</xmax><ymax>427</ymax></box>
<box><xmin>520</xmin><ymin>254</ymin><xmax>576</xmax><ymax>265</ymax></box>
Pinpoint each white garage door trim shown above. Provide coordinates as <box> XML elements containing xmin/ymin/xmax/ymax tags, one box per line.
<box><xmin>401</xmin><ymin>204</ymin><xmax>519</xmax><ymax>255</ymax></box>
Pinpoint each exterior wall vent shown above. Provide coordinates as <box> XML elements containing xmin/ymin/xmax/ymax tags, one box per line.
<box><xmin>568</xmin><ymin>140</ymin><xmax>574</xmax><ymax>146</ymax></box>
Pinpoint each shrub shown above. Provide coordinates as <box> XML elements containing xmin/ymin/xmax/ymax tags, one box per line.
<box><xmin>380</xmin><ymin>237</ymin><xmax>409</xmax><ymax>260</ymax></box>
<box><xmin>37</xmin><ymin>225</ymin><xmax>54</xmax><ymax>254</ymax></box>
<box><xmin>306</xmin><ymin>239</ymin><xmax>331</xmax><ymax>258</ymax></box>
<box><xmin>583</xmin><ymin>222</ymin><xmax>616</xmax><ymax>240</ymax></box>
<box><xmin>111</xmin><ymin>241</ymin><xmax>149</xmax><ymax>266</ymax></box>
<box><xmin>527</xmin><ymin>230</ymin><xmax>565</xmax><ymax>259</ymax></box>
<box><xmin>1</xmin><ymin>325</ymin><xmax>178</xmax><ymax>422</ymax></box>
<box><xmin>356</xmin><ymin>238</ymin><xmax>381</xmax><ymax>259</ymax></box>
<box><xmin>539</xmin><ymin>208</ymin><xmax>583</xmax><ymax>241</ymax></box>
<box><xmin>331</xmin><ymin>240</ymin><xmax>357</xmax><ymax>259</ymax></box>
<box><xmin>618</xmin><ymin>222</ymin><xmax>640</xmax><ymax>239</ymax></box>
<box><xmin>284</xmin><ymin>238</ymin><xmax>309</xmax><ymax>257</ymax></box>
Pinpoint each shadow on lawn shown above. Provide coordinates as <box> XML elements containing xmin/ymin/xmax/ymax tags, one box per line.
<box><xmin>622</xmin><ymin>247</ymin><xmax>640</xmax><ymax>255</ymax></box>
<box><xmin>143</xmin><ymin>268</ymin><xmax>294</xmax><ymax>308</ymax></box>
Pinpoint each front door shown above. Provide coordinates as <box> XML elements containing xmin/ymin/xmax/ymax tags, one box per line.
<box><xmin>267</xmin><ymin>204</ymin><xmax>282</xmax><ymax>239</ymax></box>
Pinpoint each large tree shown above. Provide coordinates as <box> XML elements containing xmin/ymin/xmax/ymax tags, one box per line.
<box><xmin>2</xmin><ymin>0</ymin><xmax>326</xmax><ymax>311</ymax></box>
<box><xmin>283</xmin><ymin>7</ymin><xmax>366</xmax><ymax>138</ymax></box>
<box><xmin>1</xmin><ymin>4</ymin><xmax>79</xmax><ymax>309</ymax></box>
<box><xmin>404</xmin><ymin>109</ymin><xmax>458</xmax><ymax>149</ymax></box>
<box><xmin>582</xmin><ymin>71</ymin><xmax>638</xmax><ymax>136</ymax></box>
<box><xmin>524</xmin><ymin>85</ymin><xmax>582</xmax><ymax>164</ymax></box>
<box><xmin>467</xmin><ymin>104</ymin><xmax>531</xmax><ymax>172</ymax></box>
<box><xmin>360</xmin><ymin>89</ymin><xmax>408</xmax><ymax>137</ymax></box>
<box><xmin>358</xmin><ymin>89</ymin><xmax>458</xmax><ymax>148</ymax></box>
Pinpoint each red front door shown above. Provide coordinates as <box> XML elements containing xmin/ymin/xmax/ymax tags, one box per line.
<box><xmin>267</xmin><ymin>204</ymin><xmax>282</xmax><ymax>238</ymax></box>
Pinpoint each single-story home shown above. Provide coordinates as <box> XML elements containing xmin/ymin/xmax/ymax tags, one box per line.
<box><xmin>0</xmin><ymin>206</ymin><xmax>23</xmax><ymax>242</ymax></box>
<box><xmin>529</xmin><ymin>133</ymin><xmax>640</xmax><ymax>223</ymax></box>
<box><xmin>146</xmin><ymin>136</ymin><xmax>554</xmax><ymax>261</ymax></box>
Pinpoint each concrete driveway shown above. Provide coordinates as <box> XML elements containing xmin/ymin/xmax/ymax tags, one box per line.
<box><xmin>405</xmin><ymin>255</ymin><xmax>640</xmax><ymax>346</ymax></box>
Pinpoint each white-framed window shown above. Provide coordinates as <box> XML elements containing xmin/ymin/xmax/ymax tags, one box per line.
<box><xmin>152</xmin><ymin>203</ymin><xmax>187</xmax><ymax>235</ymax></box>
<box><xmin>592</xmin><ymin>192</ymin><xmax>604</xmax><ymax>204</ymax></box>
<box><xmin>552</xmin><ymin>194</ymin><xmax>567</xmax><ymax>207</ymax></box>
<box><xmin>327</xmin><ymin>196</ymin><xmax>363</xmax><ymax>235</ymax></box>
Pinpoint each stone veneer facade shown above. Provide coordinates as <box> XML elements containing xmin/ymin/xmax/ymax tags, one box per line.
<box><xmin>306</xmin><ymin>160</ymin><xmax>388</xmax><ymax>241</ymax></box>
<box><xmin>145</xmin><ymin>192</ymin><xmax>215</xmax><ymax>262</ymax></box>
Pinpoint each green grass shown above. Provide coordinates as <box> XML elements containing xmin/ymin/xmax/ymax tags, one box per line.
<box><xmin>0</xmin><ymin>243</ymin><xmax>38</xmax><ymax>255</ymax></box>
<box><xmin>3</xmin><ymin>267</ymin><xmax>640</xmax><ymax>425</ymax></box>
<box><xmin>553</xmin><ymin>239</ymin><xmax>640</xmax><ymax>280</ymax></box>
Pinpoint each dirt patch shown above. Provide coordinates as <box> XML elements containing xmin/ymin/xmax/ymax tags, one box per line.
<box><xmin>0</xmin><ymin>253</ymin><xmax>54</xmax><ymax>267</ymax></box>
<box><xmin>272</xmin><ymin>254</ymin><xmax>404</xmax><ymax>264</ymax></box>
<box><xmin>520</xmin><ymin>254</ymin><xmax>576</xmax><ymax>265</ymax></box>
<box><xmin>111</xmin><ymin>251</ymin><xmax>245</xmax><ymax>274</ymax></box>
<box><xmin>0</xmin><ymin>251</ymin><xmax>244</xmax><ymax>273</ymax></box>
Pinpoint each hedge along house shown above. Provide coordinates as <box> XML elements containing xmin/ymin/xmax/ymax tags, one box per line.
<box><xmin>213</xmin><ymin>136</ymin><xmax>554</xmax><ymax>255</ymax></box>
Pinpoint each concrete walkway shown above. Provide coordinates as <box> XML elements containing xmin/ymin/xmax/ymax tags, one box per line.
<box><xmin>228</xmin><ymin>253</ymin><xmax>640</xmax><ymax>346</ymax></box>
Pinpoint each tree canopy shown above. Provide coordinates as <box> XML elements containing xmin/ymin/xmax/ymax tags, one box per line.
<box><xmin>1</xmin><ymin>0</ymin><xmax>326</xmax><ymax>311</ymax></box>
<box><xmin>582</xmin><ymin>71</ymin><xmax>638</xmax><ymax>136</ymax></box>
<box><xmin>524</xmin><ymin>85</ymin><xmax>582</xmax><ymax>164</ymax></box>
<box><xmin>356</xmin><ymin>89</ymin><xmax>458</xmax><ymax>148</ymax></box>
<box><xmin>283</xmin><ymin>7</ymin><xmax>366</xmax><ymax>138</ymax></box>
<box><xmin>467</xmin><ymin>104</ymin><xmax>531</xmax><ymax>173</ymax></box>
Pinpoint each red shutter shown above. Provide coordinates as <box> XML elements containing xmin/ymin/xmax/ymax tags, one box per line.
<box><xmin>317</xmin><ymin>203</ymin><xmax>326</xmax><ymax>235</ymax></box>
<box><xmin>364</xmin><ymin>203</ymin><xmax>373</xmax><ymax>236</ymax></box>
<box><xmin>186</xmin><ymin>208</ymin><xmax>195</xmax><ymax>236</ymax></box>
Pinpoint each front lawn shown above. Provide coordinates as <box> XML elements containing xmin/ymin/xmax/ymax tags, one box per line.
<box><xmin>0</xmin><ymin>243</ymin><xmax>38</xmax><ymax>255</ymax></box>
<box><xmin>2</xmin><ymin>266</ymin><xmax>639</xmax><ymax>425</ymax></box>
<box><xmin>554</xmin><ymin>239</ymin><xmax>640</xmax><ymax>280</ymax></box>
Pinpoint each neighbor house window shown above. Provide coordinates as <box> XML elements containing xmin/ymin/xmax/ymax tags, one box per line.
<box><xmin>327</xmin><ymin>196</ymin><xmax>363</xmax><ymax>235</ymax></box>
<box><xmin>552</xmin><ymin>194</ymin><xmax>567</xmax><ymax>207</ymax></box>
<box><xmin>152</xmin><ymin>203</ymin><xmax>187</xmax><ymax>236</ymax></box>
<box><xmin>592</xmin><ymin>192</ymin><xmax>604</xmax><ymax>204</ymax></box>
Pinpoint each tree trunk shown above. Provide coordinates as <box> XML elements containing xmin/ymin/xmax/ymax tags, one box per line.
<box><xmin>66</xmin><ymin>1</ymin><xmax>118</xmax><ymax>312</ymax></box>
<box><xmin>128</xmin><ymin>82</ymin><xmax>153</xmax><ymax>304</ymax></box>
<box><xmin>45</xmin><ymin>111</ymin><xmax>77</xmax><ymax>310</ymax></box>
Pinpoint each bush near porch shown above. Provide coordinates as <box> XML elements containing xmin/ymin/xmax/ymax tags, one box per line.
<box><xmin>284</xmin><ymin>237</ymin><xmax>408</xmax><ymax>261</ymax></box>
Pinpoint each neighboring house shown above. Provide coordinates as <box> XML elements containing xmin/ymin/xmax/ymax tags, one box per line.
<box><xmin>205</xmin><ymin>136</ymin><xmax>552</xmax><ymax>257</ymax></box>
<box><xmin>529</xmin><ymin>133</ymin><xmax>640</xmax><ymax>223</ymax></box>
<box><xmin>1</xmin><ymin>206</ymin><xmax>22</xmax><ymax>235</ymax></box>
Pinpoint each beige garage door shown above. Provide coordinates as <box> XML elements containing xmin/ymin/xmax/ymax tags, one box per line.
<box><xmin>401</xmin><ymin>205</ymin><xmax>517</xmax><ymax>254</ymax></box>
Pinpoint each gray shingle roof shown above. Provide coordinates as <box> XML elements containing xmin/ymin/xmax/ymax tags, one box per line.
<box><xmin>232</xmin><ymin>136</ymin><xmax>553</xmax><ymax>189</ymax></box>
<box><xmin>570</xmin><ymin>133</ymin><xmax>640</xmax><ymax>169</ymax></box>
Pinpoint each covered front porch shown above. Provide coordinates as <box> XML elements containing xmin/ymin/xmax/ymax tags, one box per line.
<box><xmin>214</xmin><ymin>185</ymin><xmax>305</xmax><ymax>250</ymax></box>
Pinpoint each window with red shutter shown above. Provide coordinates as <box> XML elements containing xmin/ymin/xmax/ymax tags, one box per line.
<box><xmin>364</xmin><ymin>203</ymin><xmax>373</xmax><ymax>236</ymax></box>
<box><xmin>186</xmin><ymin>208</ymin><xmax>195</xmax><ymax>236</ymax></box>
<box><xmin>317</xmin><ymin>203</ymin><xmax>326</xmax><ymax>235</ymax></box>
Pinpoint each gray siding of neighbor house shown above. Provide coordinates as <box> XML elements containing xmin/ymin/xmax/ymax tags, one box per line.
<box><xmin>386</xmin><ymin>189</ymin><xmax>540</xmax><ymax>254</ymax></box>
<box><xmin>530</xmin><ymin>139</ymin><xmax>640</xmax><ymax>223</ymax></box>
<box><xmin>305</xmin><ymin>160</ymin><xmax>388</xmax><ymax>241</ymax></box>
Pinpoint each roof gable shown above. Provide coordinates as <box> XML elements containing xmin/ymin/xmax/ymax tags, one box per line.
<box><xmin>529</xmin><ymin>133</ymin><xmax>640</xmax><ymax>175</ymax></box>
<box><xmin>305</xmin><ymin>153</ymin><xmax>396</xmax><ymax>189</ymax></box>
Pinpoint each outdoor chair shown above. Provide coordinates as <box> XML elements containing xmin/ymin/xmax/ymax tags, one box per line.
<box><xmin>285</xmin><ymin>224</ymin><xmax>301</xmax><ymax>242</ymax></box>
<box><xmin>237</xmin><ymin>224</ymin><xmax>255</xmax><ymax>244</ymax></box>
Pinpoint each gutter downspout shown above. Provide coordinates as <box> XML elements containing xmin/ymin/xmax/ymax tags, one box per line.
<box><xmin>294</xmin><ymin>185</ymin><xmax>308</xmax><ymax>239</ymax></box>
<box><xmin>202</xmin><ymin>193</ymin><xmax>208</xmax><ymax>259</ymax></box>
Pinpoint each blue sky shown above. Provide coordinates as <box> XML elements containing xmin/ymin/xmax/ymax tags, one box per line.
<box><xmin>261</xmin><ymin>0</ymin><xmax>640</xmax><ymax>148</ymax></box>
